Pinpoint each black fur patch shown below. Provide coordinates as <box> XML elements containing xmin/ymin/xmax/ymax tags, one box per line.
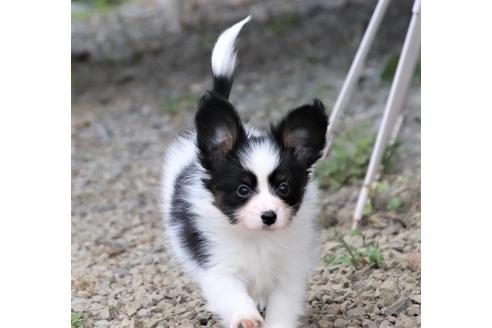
<box><xmin>268</xmin><ymin>149</ymin><xmax>309</xmax><ymax>212</ymax></box>
<box><xmin>213</xmin><ymin>76</ymin><xmax>233</xmax><ymax>99</ymax></box>
<box><xmin>195</xmin><ymin>91</ymin><xmax>246</xmax><ymax>172</ymax></box>
<box><xmin>171</xmin><ymin>163</ymin><xmax>209</xmax><ymax>267</ymax></box>
<box><xmin>203</xmin><ymin>156</ymin><xmax>258</xmax><ymax>224</ymax></box>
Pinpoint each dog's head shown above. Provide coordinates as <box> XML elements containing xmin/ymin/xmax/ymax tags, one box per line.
<box><xmin>194</xmin><ymin>16</ymin><xmax>328</xmax><ymax>230</ymax></box>
<box><xmin>196</xmin><ymin>92</ymin><xmax>328</xmax><ymax>230</ymax></box>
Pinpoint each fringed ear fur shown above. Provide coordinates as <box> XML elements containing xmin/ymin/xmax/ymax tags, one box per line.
<box><xmin>272</xmin><ymin>98</ymin><xmax>329</xmax><ymax>167</ymax></box>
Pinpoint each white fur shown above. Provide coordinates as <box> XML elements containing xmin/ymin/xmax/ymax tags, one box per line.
<box><xmin>161</xmin><ymin>130</ymin><xmax>321</xmax><ymax>328</ymax></box>
<box><xmin>211</xmin><ymin>15</ymin><xmax>251</xmax><ymax>78</ymax></box>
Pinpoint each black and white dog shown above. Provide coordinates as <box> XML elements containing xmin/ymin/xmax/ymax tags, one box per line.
<box><xmin>161</xmin><ymin>16</ymin><xmax>328</xmax><ymax>328</ymax></box>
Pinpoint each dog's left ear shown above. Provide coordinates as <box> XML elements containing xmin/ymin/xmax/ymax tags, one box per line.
<box><xmin>272</xmin><ymin>98</ymin><xmax>329</xmax><ymax>167</ymax></box>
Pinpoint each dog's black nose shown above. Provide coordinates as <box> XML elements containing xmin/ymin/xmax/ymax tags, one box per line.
<box><xmin>261</xmin><ymin>211</ymin><xmax>277</xmax><ymax>226</ymax></box>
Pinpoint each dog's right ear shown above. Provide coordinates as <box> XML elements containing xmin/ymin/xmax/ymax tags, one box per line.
<box><xmin>195</xmin><ymin>92</ymin><xmax>245</xmax><ymax>169</ymax></box>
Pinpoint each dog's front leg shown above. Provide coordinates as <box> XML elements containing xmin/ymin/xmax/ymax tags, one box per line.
<box><xmin>263</xmin><ymin>277</ymin><xmax>307</xmax><ymax>328</ymax></box>
<box><xmin>199</xmin><ymin>271</ymin><xmax>263</xmax><ymax>328</ymax></box>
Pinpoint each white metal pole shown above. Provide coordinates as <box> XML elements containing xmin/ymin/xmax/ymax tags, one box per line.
<box><xmin>353</xmin><ymin>0</ymin><xmax>421</xmax><ymax>228</ymax></box>
<box><xmin>322</xmin><ymin>0</ymin><xmax>392</xmax><ymax>159</ymax></box>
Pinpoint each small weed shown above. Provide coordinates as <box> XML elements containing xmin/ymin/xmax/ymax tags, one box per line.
<box><xmin>366</xmin><ymin>243</ymin><xmax>385</xmax><ymax>268</ymax></box>
<box><xmin>338</xmin><ymin>234</ymin><xmax>366</xmax><ymax>268</ymax></box>
<box><xmin>315</xmin><ymin>124</ymin><xmax>401</xmax><ymax>190</ymax></box>
<box><xmin>381</xmin><ymin>52</ymin><xmax>421</xmax><ymax>84</ymax></box>
<box><xmin>363</xmin><ymin>199</ymin><xmax>374</xmax><ymax>216</ymax></box>
<box><xmin>382</xmin><ymin>139</ymin><xmax>402</xmax><ymax>173</ymax></box>
<box><xmin>163</xmin><ymin>93</ymin><xmax>198</xmax><ymax>116</ymax></box>
<box><xmin>372</xmin><ymin>180</ymin><xmax>390</xmax><ymax>194</ymax></box>
<box><xmin>269</xmin><ymin>14</ymin><xmax>300</xmax><ymax>34</ymax></box>
<box><xmin>108</xmin><ymin>304</ymin><xmax>119</xmax><ymax>318</ymax></box>
<box><xmin>324</xmin><ymin>229</ymin><xmax>384</xmax><ymax>270</ymax></box>
<box><xmin>71</xmin><ymin>311</ymin><xmax>84</xmax><ymax>328</ymax></box>
<box><xmin>387</xmin><ymin>196</ymin><xmax>404</xmax><ymax>211</ymax></box>
<box><xmin>326</xmin><ymin>227</ymin><xmax>339</xmax><ymax>240</ymax></box>
<box><xmin>370</xmin><ymin>178</ymin><xmax>407</xmax><ymax>212</ymax></box>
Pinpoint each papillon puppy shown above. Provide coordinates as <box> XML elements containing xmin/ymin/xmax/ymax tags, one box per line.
<box><xmin>161</xmin><ymin>15</ymin><xmax>329</xmax><ymax>328</ymax></box>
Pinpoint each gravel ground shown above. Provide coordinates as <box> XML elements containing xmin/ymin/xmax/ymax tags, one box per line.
<box><xmin>72</xmin><ymin>4</ymin><xmax>420</xmax><ymax>327</ymax></box>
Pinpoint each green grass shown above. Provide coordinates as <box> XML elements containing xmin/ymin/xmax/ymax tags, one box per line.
<box><xmin>386</xmin><ymin>196</ymin><xmax>404</xmax><ymax>211</ymax></box>
<box><xmin>363</xmin><ymin>199</ymin><xmax>374</xmax><ymax>216</ymax></box>
<box><xmin>324</xmin><ymin>229</ymin><xmax>385</xmax><ymax>269</ymax></box>
<box><xmin>315</xmin><ymin>124</ymin><xmax>373</xmax><ymax>190</ymax></box>
<box><xmin>381</xmin><ymin>139</ymin><xmax>403</xmax><ymax>174</ymax></box>
<box><xmin>381</xmin><ymin>52</ymin><xmax>421</xmax><ymax>84</ymax></box>
<box><xmin>366</xmin><ymin>243</ymin><xmax>385</xmax><ymax>268</ymax></box>
<box><xmin>162</xmin><ymin>93</ymin><xmax>198</xmax><ymax>116</ymax></box>
<box><xmin>72</xmin><ymin>0</ymin><xmax>127</xmax><ymax>18</ymax></box>
<box><xmin>269</xmin><ymin>14</ymin><xmax>300</xmax><ymax>34</ymax></box>
<box><xmin>71</xmin><ymin>311</ymin><xmax>84</xmax><ymax>328</ymax></box>
<box><xmin>315</xmin><ymin>124</ymin><xmax>401</xmax><ymax>190</ymax></box>
<box><xmin>73</xmin><ymin>0</ymin><xmax>126</xmax><ymax>9</ymax></box>
<box><xmin>370</xmin><ymin>179</ymin><xmax>406</xmax><ymax>212</ymax></box>
<box><xmin>199</xmin><ymin>34</ymin><xmax>217</xmax><ymax>48</ymax></box>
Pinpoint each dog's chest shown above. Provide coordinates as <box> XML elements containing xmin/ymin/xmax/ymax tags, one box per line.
<box><xmin>213</xmin><ymin>233</ymin><xmax>299</xmax><ymax>300</ymax></box>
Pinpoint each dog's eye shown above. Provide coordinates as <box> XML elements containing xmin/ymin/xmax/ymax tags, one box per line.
<box><xmin>236</xmin><ymin>184</ymin><xmax>251</xmax><ymax>198</ymax></box>
<box><xmin>277</xmin><ymin>182</ymin><xmax>290</xmax><ymax>196</ymax></box>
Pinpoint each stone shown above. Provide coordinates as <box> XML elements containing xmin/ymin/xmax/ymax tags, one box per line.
<box><xmin>141</xmin><ymin>254</ymin><xmax>154</xmax><ymax>265</ymax></box>
<box><xmin>324</xmin><ymin>303</ymin><xmax>341</xmax><ymax>315</ymax></box>
<box><xmin>104</xmin><ymin>241</ymin><xmax>126</xmax><ymax>257</ymax></box>
<box><xmin>100</xmin><ymin>307</ymin><xmax>111</xmax><ymax>320</ymax></box>
<box><xmin>408</xmin><ymin>294</ymin><xmax>421</xmax><ymax>304</ymax></box>
<box><xmin>71</xmin><ymin>297</ymin><xmax>89</xmax><ymax>312</ymax></box>
<box><xmin>319</xmin><ymin>319</ymin><xmax>333</xmax><ymax>328</ymax></box>
<box><xmin>383</xmin><ymin>297</ymin><xmax>409</xmax><ymax>316</ymax></box>
<box><xmin>149</xmin><ymin>318</ymin><xmax>164</xmax><ymax>328</ymax></box>
<box><xmin>126</xmin><ymin>305</ymin><xmax>138</xmax><ymax>317</ymax></box>
<box><xmin>347</xmin><ymin>307</ymin><xmax>364</xmax><ymax>318</ymax></box>
<box><xmin>408</xmin><ymin>252</ymin><xmax>421</xmax><ymax>271</ymax></box>
<box><xmin>398</xmin><ymin>314</ymin><xmax>416</xmax><ymax>328</ymax></box>
<box><xmin>113</xmin><ymin>267</ymin><xmax>130</xmax><ymax>279</ymax></box>
<box><xmin>362</xmin><ymin>319</ymin><xmax>377</xmax><ymax>328</ymax></box>
<box><xmin>93</xmin><ymin>320</ymin><xmax>109</xmax><ymax>328</ymax></box>
<box><xmin>379</xmin><ymin>320</ymin><xmax>392</xmax><ymax>328</ymax></box>
<box><xmin>137</xmin><ymin>308</ymin><xmax>152</xmax><ymax>318</ymax></box>
<box><xmin>406</xmin><ymin>304</ymin><xmax>420</xmax><ymax>317</ymax></box>
<box><xmin>376</xmin><ymin>277</ymin><xmax>400</xmax><ymax>307</ymax></box>
<box><xmin>334</xmin><ymin>318</ymin><xmax>348</xmax><ymax>328</ymax></box>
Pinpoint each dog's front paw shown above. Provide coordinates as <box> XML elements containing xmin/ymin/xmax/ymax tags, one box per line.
<box><xmin>231</xmin><ymin>313</ymin><xmax>264</xmax><ymax>328</ymax></box>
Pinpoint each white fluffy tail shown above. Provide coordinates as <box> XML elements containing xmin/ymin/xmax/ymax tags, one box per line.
<box><xmin>211</xmin><ymin>15</ymin><xmax>251</xmax><ymax>80</ymax></box>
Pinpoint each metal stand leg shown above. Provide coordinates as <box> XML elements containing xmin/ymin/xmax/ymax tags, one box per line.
<box><xmin>323</xmin><ymin>0</ymin><xmax>392</xmax><ymax>159</ymax></box>
<box><xmin>352</xmin><ymin>0</ymin><xmax>421</xmax><ymax>228</ymax></box>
